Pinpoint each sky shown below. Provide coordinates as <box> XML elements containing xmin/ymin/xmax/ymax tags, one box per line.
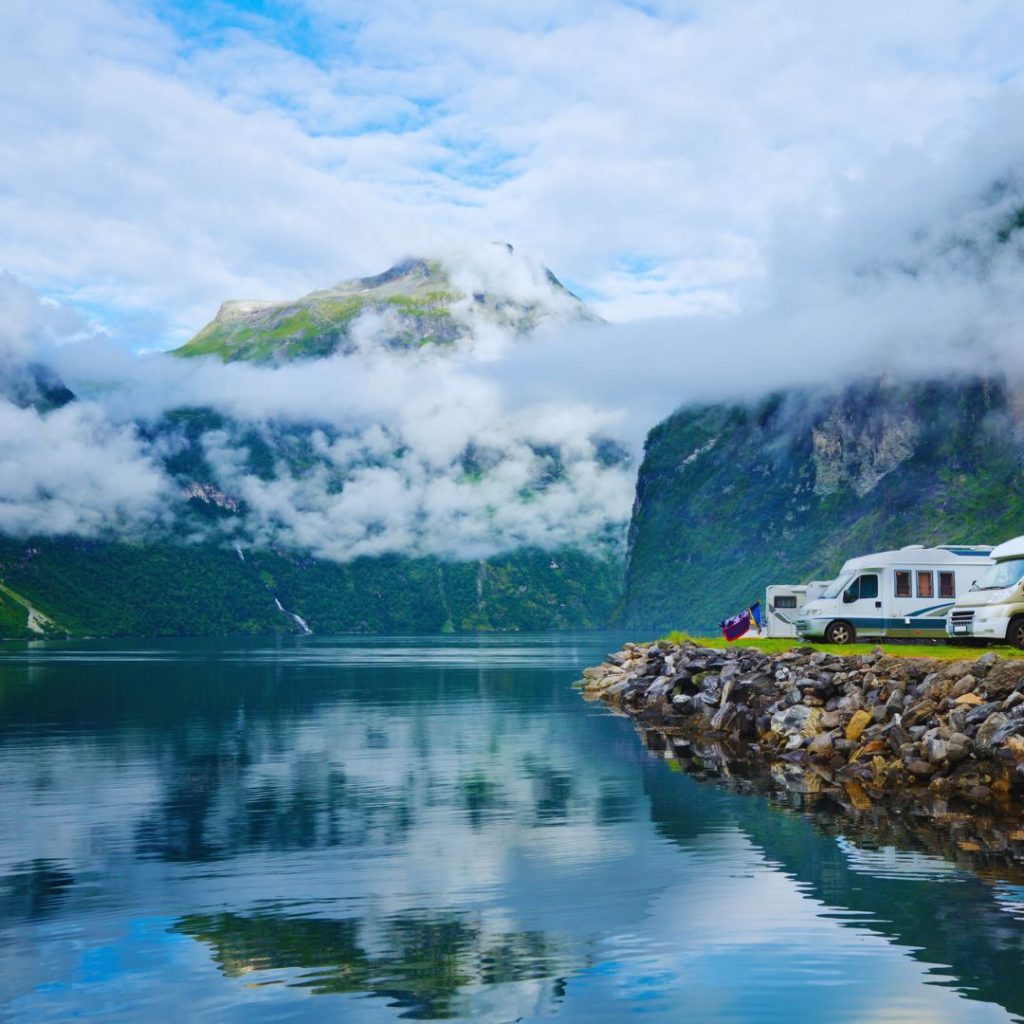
<box><xmin>3</xmin><ymin>0</ymin><xmax>1024</xmax><ymax>556</ymax></box>
<box><xmin>3</xmin><ymin>0</ymin><xmax>1024</xmax><ymax>344</ymax></box>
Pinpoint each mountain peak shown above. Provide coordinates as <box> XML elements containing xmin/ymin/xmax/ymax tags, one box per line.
<box><xmin>172</xmin><ymin>248</ymin><xmax>599</xmax><ymax>364</ymax></box>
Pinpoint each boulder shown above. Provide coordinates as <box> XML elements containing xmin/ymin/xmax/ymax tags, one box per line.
<box><xmin>975</xmin><ymin>712</ymin><xmax>1011</xmax><ymax>754</ymax></box>
<box><xmin>901</xmin><ymin>699</ymin><xmax>937</xmax><ymax>729</ymax></box>
<box><xmin>709</xmin><ymin>702</ymin><xmax>736</xmax><ymax>732</ymax></box>
<box><xmin>974</xmin><ymin>651</ymin><xmax>998</xmax><ymax>673</ymax></box>
<box><xmin>951</xmin><ymin>675</ymin><xmax>977</xmax><ymax>698</ymax></box>
<box><xmin>807</xmin><ymin>731</ymin><xmax>835</xmax><ymax>758</ymax></box>
<box><xmin>771</xmin><ymin>704</ymin><xmax>822</xmax><ymax>742</ymax></box>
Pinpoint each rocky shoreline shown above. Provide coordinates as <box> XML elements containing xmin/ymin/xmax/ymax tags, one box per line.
<box><xmin>581</xmin><ymin>639</ymin><xmax>1024</xmax><ymax>870</ymax></box>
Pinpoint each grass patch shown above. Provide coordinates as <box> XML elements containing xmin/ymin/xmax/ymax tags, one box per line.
<box><xmin>659</xmin><ymin>630</ymin><xmax>1024</xmax><ymax>661</ymax></box>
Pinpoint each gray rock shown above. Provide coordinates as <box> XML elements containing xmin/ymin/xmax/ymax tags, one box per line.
<box><xmin>974</xmin><ymin>651</ymin><xmax>998</xmax><ymax>673</ymax></box>
<box><xmin>902</xmin><ymin>698</ymin><xmax>937</xmax><ymax>729</ymax></box>
<box><xmin>646</xmin><ymin>676</ymin><xmax>673</xmax><ymax>698</ymax></box>
<box><xmin>771</xmin><ymin>703</ymin><xmax>818</xmax><ymax>738</ymax></box>
<box><xmin>990</xmin><ymin>719</ymin><xmax>1024</xmax><ymax>747</ymax></box>
<box><xmin>1003</xmin><ymin>691</ymin><xmax>1024</xmax><ymax>712</ymax></box>
<box><xmin>951</xmin><ymin>675</ymin><xmax>977</xmax><ymax>698</ymax></box>
<box><xmin>946</xmin><ymin>734</ymin><xmax>972</xmax><ymax>763</ymax></box>
<box><xmin>808</xmin><ymin>731</ymin><xmax>835</xmax><ymax>757</ymax></box>
<box><xmin>719</xmin><ymin>662</ymin><xmax>741</xmax><ymax>683</ymax></box>
<box><xmin>975</xmin><ymin>712</ymin><xmax>1010</xmax><ymax>754</ymax></box>
<box><xmin>965</xmin><ymin>702</ymin><xmax>1002</xmax><ymax>727</ymax></box>
<box><xmin>948</xmin><ymin>707</ymin><xmax>969</xmax><ymax>734</ymax></box>
<box><xmin>710</xmin><ymin>702</ymin><xmax>737</xmax><ymax>731</ymax></box>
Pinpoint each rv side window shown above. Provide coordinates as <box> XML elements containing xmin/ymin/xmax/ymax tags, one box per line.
<box><xmin>773</xmin><ymin>596</ymin><xmax>798</xmax><ymax>609</ymax></box>
<box><xmin>894</xmin><ymin>571</ymin><xmax>911</xmax><ymax>598</ymax></box>
<box><xmin>939</xmin><ymin>571</ymin><xmax>955</xmax><ymax>599</ymax></box>
<box><xmin>917</xmin><ymin>571</ymin><xmax>934</xmax><ymax>598</ymax></box>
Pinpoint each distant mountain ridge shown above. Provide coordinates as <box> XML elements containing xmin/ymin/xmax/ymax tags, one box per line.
<box><xmin>173</xmin><ymin>249</ymin><xmax>600</xmax><ymax>363</ymax></box>
<box><xmin>0</xmin><ymin>250</ymin><xmax>627</xmax><ymax>639</ymax></box>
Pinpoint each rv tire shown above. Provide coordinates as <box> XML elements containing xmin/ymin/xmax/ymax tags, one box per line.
<box><xmin>825</xmin><ymin>620</ymin><xmax>856</xmax><ymax>645</ymax></box>
<box><xmin>1007</xmin><ymin>617</ymin><xmax>1024</xmax><ymax>650</ymax></box>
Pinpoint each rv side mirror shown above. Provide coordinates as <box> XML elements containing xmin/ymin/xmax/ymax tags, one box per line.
<box><xmin>843</xmin><ymin>589</ymin><xmax>856</xmax><ymax>604</ymax></box>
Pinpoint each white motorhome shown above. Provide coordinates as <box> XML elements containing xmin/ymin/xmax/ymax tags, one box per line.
<box><xmin>794</xmin><ymin>544</ymin><xmax>993</xmax><ymax>644</ymax></box>
<box><xmin>947</xmin><ymin>535</ymin><xmax>1024</xmax><ymax>648</ymax></box>
<box><xmin>765</xmin><ymin>582</ymin><xmax>830</xmax><ymax>638</ymax></box>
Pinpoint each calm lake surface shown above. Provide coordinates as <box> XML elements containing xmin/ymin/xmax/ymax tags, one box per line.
<box><xmin>2</xmin><ymin>633</ymin><xmax>1024</xmax><ymax>1023</ymax></box>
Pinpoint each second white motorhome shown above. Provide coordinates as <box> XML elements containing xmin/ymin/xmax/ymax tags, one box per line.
<box><xmin>795</xmin><ymin>544</ymin><xmax>993</xmax><ymax>644</ymax></box>
<box><xmin>765</xmin><ymin>582</ymin><xmax>830</xmax><ymax>638</ymax></box>
<box><xmin>947</xmin><ymin>534</ymin><xmax>1024</xmax><ymax>647</ymax></box>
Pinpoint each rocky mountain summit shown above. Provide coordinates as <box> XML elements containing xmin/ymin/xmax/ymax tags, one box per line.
<box><xmin>582</xmin><ymin>639</ymin><xmax>1024</xmax><ymax>817</ymax></box>
<box><xmin>173</xmin><ymin>247</ymin><xmax>599</xmax><ymax>363</ymax></box>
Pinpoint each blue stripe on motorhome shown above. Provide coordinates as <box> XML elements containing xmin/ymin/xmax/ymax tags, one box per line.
<box><xmin>906</xmin><ymin>602</ymin><xmax>954</xmax><ymax>617</ymax></box>
<box><xmin>840</xmin><ymin>617</ymin><xmax>949</xmax><ymax>631</ymax></box>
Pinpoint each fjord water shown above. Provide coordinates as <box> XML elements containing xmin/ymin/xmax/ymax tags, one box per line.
<box><xmin>2</xmin><ymin>636</ymin><xmax>1023</xmax><ymax>1024</ymax></box>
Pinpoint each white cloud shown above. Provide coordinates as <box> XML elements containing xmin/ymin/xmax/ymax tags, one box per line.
<box><xmin>0</xmin><ymin>399</ymin><xmax>170</xmax><ymax>536</ymax></box>
<box><xmin>2</xmin><ymin>0</ymin><xmax>1024</xmax><ymax>341</ymax></box>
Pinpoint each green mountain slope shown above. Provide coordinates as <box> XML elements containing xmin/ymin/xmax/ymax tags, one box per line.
<box><xmin>172</xmin><ymin>253</ymin><xmax>598</xmax><ymax>363</ymax></box>
<box><xmin>0</xmin><ymin>537</ymin><xmax>622</xmax><ymax>639</ymax></box>
<box><xmin>621</xmin><ymin>376</ymin><xmax>1021</xmax><ymax>633</ymax></box>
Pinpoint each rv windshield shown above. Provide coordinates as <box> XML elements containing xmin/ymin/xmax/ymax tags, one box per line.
<box><xmin>822</xmin><ymin>574</ymin><xmax>853</xmax><ymax>600</ymax></box>
<box><xmin>973</xmin><ymin>558</ymin><xmax>1024</xmax><ymax>590</ymax></box>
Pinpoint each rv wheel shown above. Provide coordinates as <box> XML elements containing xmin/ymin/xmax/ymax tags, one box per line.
<box><xmin>825</xmin><ymin>621</ymin><xmax>856</xmax><ymax>645</ymax></box>
<box><xmin>1007</xmin><ymin>617</ymin><xmax>1024</xmax><ymax>650</ymax></box>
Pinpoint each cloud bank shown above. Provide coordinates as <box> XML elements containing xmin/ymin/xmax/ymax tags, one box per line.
<box><xmin>5</xmin><ymin>99</ymin><xmax>1024</xmax><ymax>560</ymax></box>
<box><xmin>2</xmin><ymin>0</ymin><xmax>1024</xmax><ymax>340</ymax></box>
<box><xmin>3</xmin><ymin>3</ymin><xmax>1024</xmax><ymax>560</ymax></box>
<box><xmin>0</xmin><ymin>256</ymin><xmax>636</xmax><ymax>559</ymax></box>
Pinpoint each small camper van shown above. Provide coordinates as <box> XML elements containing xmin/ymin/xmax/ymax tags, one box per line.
<box><xmin>794</xmin><ymin>545</ymin><xmax>993</xmax><ymax>644</ymax></box>
<box><xmin>765</xmin><ymin>582</ymin><xmax>830</xmax><ymax>638</ymax></box>
<box><xmin>946</xmin><ymin>535</ymin><xmax>1024</xmax><ymax>647</ymax></box>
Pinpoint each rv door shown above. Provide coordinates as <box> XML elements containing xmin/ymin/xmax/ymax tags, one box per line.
<box><xmin>840</xmin><ymin>573</ymin><xmax>881</xmax><ymax>638</ymax></box>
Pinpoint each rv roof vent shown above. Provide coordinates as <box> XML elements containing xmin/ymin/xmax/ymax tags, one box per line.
<box><xmin>900</xmin><ymin>544</ymin><xmax>925</xmax><ymax>550</ymax></box>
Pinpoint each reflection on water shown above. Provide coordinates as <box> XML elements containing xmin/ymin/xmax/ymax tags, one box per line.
<box><xmin>175</xmin><ymin>909</ymin><xmax>576</xmax><ymax>1019</ymax></box>
<box><xmin>1</xmin><ymin>634</ymin><xmax>1024</xmax><ymax>1022</ymax></box>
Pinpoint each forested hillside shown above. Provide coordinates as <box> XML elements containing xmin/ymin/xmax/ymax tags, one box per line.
<box><xmin>0</xmin><ymin>536</ymin><xmax>622</xmax><ymax>639</ymax></box>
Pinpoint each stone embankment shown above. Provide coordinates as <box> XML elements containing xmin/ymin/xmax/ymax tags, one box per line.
<box><xmin>581</xmin><ymin>640</ymin><xmax>1024</xmax><ymax>814</ymax></box>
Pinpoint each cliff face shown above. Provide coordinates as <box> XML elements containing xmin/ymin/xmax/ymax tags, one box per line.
<box><xmin>621</xmin><ymin>376</ymin><xmax>1024</xmax><ymax>632</ymax></box>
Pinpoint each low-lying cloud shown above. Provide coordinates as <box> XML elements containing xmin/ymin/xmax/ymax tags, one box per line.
<box><xmin>4</xmin><ymin>104</ymin><xmax>1024</xmax><ymax>560</ymax></box>
<box><xmin>0</xmin><ymin>258</ymin><xmax>636</xmax><ymax>560</ymax></box>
